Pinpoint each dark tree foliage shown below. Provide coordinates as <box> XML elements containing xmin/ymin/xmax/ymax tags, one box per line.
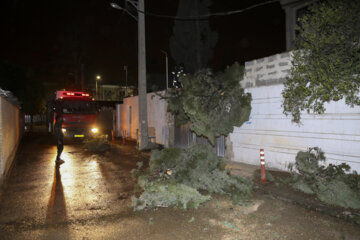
<box><xmin>290</xmin><ymin>147</ymin><xmax>360</xmax><ymax>209</ymax></box>
<box><xmin>131</xmin><ymin>144</ymin><xmax>253</xmax><ymax>210</ymax></box>
<box><xmin>167</xmin><ymin>62</ymin><xmax>252</xmax><ymax>145</ymax></box>
<box><xmin>0</xmin><ymin>61</ymin><xmax>45</xmax><ymax>114</ymax></box>
<box><xmin>282</xmin><ymin>0</ymin><xmax>360</xmax><ymax>123</ymax></box>
<box><xmin>170</xmin><ymin>0</ymin><xmax>218</xmax><ymax>73</ymax></box>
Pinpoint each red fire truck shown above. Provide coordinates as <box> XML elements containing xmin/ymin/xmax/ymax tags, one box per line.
<box><xmin>47</xmin><ymin>90</ymin><xmax>99</xmax><ymax>139</ymax></box>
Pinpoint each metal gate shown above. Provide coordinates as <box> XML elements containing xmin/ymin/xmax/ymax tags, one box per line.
<box><xmin>174</xmin><ymin>122</ymin><xmax>226</xmax><ymax>157</ymax></box>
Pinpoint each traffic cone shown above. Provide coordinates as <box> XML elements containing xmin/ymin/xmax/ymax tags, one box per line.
<box><xmin>260</xmin><ymin>149</ymin><xmax>266</xmax><ymax>183</ymax></box>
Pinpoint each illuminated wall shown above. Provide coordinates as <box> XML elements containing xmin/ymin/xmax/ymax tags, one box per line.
<box><xmin>117</xmin><ymin>91</ymin><xmax>171</xmax><ymax>146</ymax></box>
<box><xmin>0</xmin><ymin>95</ymin><xmax>20</xmax><ymax>186</ymax></box>
<box><xmin>229</xmin><ymin>52</ymin><xmax>360</xmax><ymax>172</ymax></box>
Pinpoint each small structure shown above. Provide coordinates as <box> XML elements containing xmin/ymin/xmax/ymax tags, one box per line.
<box><xmin>98</xmin><ymin>85</ymin><xmax>121</xmax><ymax>101</ymax></box>
<box><xmin>116</xmin><ymin>91</ymin><xmax>171</xmax><ymax>147</ymax></box>
<box><xmin>114</xmin><ymin>91</ymin><xmax>226</xmax><ymax>156</ymax></box>
<box><xmin>98</xmin><ymin>85</ymin><xmax>136</xmax><ymax>101</ymax></box>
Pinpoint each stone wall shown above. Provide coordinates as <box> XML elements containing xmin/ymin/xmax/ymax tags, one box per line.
<box><xmin>242</xmin><ymin>52</ymin><xmax>292</xmax><ymax>88</ymax></box>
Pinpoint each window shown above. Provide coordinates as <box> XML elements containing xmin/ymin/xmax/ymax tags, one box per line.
<box><xmin>61</xmin><ymin>100</ymin><xmax>96</xmax><ymax>114</ymax></box>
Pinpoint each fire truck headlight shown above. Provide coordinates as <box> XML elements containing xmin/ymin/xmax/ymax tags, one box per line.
<box><xmin>91</xmin><ymin>127</ymin><xmax>99</xmax><ymax>134</ymax></box>
<box><xmin>61</xmin><ymin>128</ymin><xmax>67</xmax><ymax>133</ymax></box>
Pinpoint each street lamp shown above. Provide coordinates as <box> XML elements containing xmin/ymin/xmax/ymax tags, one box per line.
<box><xmin>124</xmin><ymin>66</ymin><xmax>128</xmax><ymax>97</ymax></box>
<box><xmin>111</xmin><ymin>1</ymin><xmax>149</xmax><ymax>150</ymax></box>
<box><xmin>96</xmin><ymin>75</ymin><xmax>101</xmax><ymax>100</ymax></box>
<box><xmin>161</xmin><ymin>50</ymin><xmax>168</xmax><ymax>89</ymax></box>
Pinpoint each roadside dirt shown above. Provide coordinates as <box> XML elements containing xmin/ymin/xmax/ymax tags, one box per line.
<box><xmin>255</xmin><ymin>170</ymin><xmax>360</xmax><ymax>225</ymax></box>
<box><xmin>111</xmin><ymin>142</ymin><xmax>360</xmax><ymax>240</ymax></box>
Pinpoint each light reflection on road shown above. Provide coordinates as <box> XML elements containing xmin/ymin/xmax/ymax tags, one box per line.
<box><xmin>57</xmin><ymin>151</ymin><xmax>76</xmax><ymax>198</ymax></box>
<box><xmin>53</xmin><ymin>147</ymin><xmax>105</xmax><ymax>216</ymax></box>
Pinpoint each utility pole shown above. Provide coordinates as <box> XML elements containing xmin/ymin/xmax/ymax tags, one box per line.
<box><xmin>110</xmin><ymin>0</ymin><xmax>148</xmax><ymax>150</ymax></box>
<box><xmin>124</xmin><ymin>65</ymin><xmax>128</xmax><ymax>97</ymax></box>
<box><xmin>137</xmin><ymin>0</ymin><xmax>148</xmax><ymax>149</ymax></box>
<box><xmin>81</xmin><ymin>63</ymin><xmax>85</xmax><ymax>91</ymax></box>
<box><xmin>96</xmin><ymin>75</ymin><xmax>101</xmax><ymax>100</ymax></box>
<box><xmin>161</xmin><ymin>50</ymin><xmax>168</xmax><ymax>89</ymax></box>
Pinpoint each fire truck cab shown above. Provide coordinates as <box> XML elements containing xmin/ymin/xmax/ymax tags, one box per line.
<box><xmin>47</xmin><ymin>90</ymin><xmax>99</xmax><ymax>139</ymax></box>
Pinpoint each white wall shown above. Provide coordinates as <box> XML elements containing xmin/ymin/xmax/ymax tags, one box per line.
<box><xmin>230</xmin><ymin>53</ymin><xmax>360</xmax><ymax>173</ymax></box>
<box><xmin>0</xmin><ymin>96</ymin><xmax>20</xmax><ymax>185</ymax></box>
<box><xmin>120</xmin><ymin>95</ymin><xmax>139</xmax><ymax>139</ymax></box>
<box><xmin>118</xmin><ymin>91</ymin><xmax>170</xmax><ymax>146</ymax></box>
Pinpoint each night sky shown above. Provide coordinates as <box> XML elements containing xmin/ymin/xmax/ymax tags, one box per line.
<box><xmin>0</xmin><ymin>0</ymin><xmax>285</xmax><ymax>92</ymax></box>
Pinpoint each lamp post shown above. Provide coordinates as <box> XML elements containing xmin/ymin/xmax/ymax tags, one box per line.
<box><xmin>161</xmin><ymin>50</ymin><xmax>168</xmax><ymax>89</ymax></box>
<box><xmin>124</xmin><ymin>65</ymin><xmax>128</xmax><ymax>97</ymax></box>
<box><xmin>111</xmin><ymin>1</ymin><xmax>149</xmax><ymax>150</ymax></box>
<box><xmin>96</xmin><ymin>75</ymin><xmax>101</xmax><ymax>100</ymax></box>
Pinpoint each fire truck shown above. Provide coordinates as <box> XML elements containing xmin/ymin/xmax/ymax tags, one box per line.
<box><xmin>47</xmin><ymin>90</ymin><xmax>99</xmax><ymax>139</ymax></box>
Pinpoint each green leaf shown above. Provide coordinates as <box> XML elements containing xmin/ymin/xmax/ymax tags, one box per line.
<box><xmin>282</xmin><ymin>0</ymin><xmax>360</xmax><ymax>123</ymax></box>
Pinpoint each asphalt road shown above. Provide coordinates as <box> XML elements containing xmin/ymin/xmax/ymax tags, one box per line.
<box><xmin>1</xmin><ymin>132</ymin><xmax>360</xmax><ymax>240</ymax></box>
<box><xmin>0</xmin><ymin>132</ymin><xmax>144</xmax><ymax>239</ymax></box>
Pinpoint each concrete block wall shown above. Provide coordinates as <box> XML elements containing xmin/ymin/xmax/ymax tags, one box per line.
<box><xmin>242</xmin><ymin>52</ymin><xmax>292</xmax><ymax>88</ymax></box>
<box><xmin>229</xmin><ymin>52</ymin><xmax>360</xmax><ymax>173</ymax></box>
<box><xmin>0</xmin><ymin>96</ymin><xmax>21</xmax><ymax>186</ymax></box>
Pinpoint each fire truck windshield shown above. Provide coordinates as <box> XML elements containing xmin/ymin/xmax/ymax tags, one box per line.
<box><xmin>62</xmin><ymin>100</ymin><xmax>96</xmax><ymax>114</ymax></box>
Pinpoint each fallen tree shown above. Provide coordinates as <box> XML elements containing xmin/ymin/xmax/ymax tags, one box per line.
<box><xmin>167</xmin><ymin>62</ymin><xmax>252</xmax><ymax>145</ymax></box>
<box><xmin>131</xmin><ymin>144</ymin><xmax>253</xmax><ymax>210</ymax></box>
<box><xmin>84</xmin><ymin>135</ymin><xmax>110</xmax><ymax>153</ymax></box>
<box><xmin>289</xmin><ymin>147</ymin><xmax>360</xmax><ymax>209</ymax></box>
<box><xmin>131</xmin><ymin>63</ymin><xmax>253</xmax><ymax>210</ymax></box>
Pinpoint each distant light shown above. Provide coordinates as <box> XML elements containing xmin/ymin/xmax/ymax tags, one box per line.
<box><xmin>110</xmin><ymin>3</ymin><xmax>123</xmax><ymax>10</ymax></box>
<box><xmin>91</xmin><ymin>127</ymin><xmax>99</xmax><ymax>133</ymax></box>
<box><xmin>62</xmin><ymin>128</ymin><xmax>67</xmax><ymax>133</ymax></box>
<box><xmin>96</xmin><ymin>75</ymin><xmax>101</xmax><ymax>80</ymax></box>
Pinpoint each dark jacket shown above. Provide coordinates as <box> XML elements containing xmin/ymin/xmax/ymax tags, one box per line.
<box><xmin>54</xmin><ymin>120</ymin><xmax>63</xmax><ymax>142</ymax></box>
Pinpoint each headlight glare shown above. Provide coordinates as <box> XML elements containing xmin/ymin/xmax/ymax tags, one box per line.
<box><xmin>91</xmin><ymin>127</ymin><xmax>98</xmax><ymax>133</ymax></box>
<box><xmin>61</xmin><ymin>128</ymin><xmax>66</xmax><ymax>133</ymax></box>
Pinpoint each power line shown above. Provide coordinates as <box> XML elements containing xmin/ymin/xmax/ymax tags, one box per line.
<box><xmin>112</xmin><ymin>0</ymin><xmax>278</xmax><ymax>20</ymax></box>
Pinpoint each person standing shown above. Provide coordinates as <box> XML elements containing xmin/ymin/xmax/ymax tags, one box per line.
<box><xmin>54</xmin><ymin>114</ymin><xmax>65</xmax><ymax>164</ymax></box>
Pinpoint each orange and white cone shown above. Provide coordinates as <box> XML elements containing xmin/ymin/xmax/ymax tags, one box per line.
<box><xmin>260</xmin><ymin>149</ymin><xmax>266</xmax><ymax>183</ymax></box>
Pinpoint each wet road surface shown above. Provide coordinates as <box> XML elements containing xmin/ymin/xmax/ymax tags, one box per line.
<box><xmin>0</xmin><ymin>132</ymin><xmax>144</xmax><ymax>239</ymax></box>
<box><xmin>1</xmin><ymin>132</ymin><xmax>360</xmax><ymax>240</ymax></box>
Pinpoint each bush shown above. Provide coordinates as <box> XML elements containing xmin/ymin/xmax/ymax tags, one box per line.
<box><xmin>290</xmin><ymin>147</ymin><xmax>360</xmax><ymax>209</ymax></box>
<box><xmin>149</xmin><ymin>148</ymin><xmax>183</xmax><ymax>172</ymax></box>
<box><xmin>132</xmin><ymin>144</ymin><xmax>253</xmax><ymax>210</ymax></box>
<box><xmin>132</xmin><ymin>178</ymin><xmax>211</xmax><ymax>211</ymax></box>
<box><xmin>316</xmin><ymin>178</ymin><xmax>360</xmax><ymax>209</ymax></box>
<box><xmin>84</xmin><ymin>135</ymin><xmax>110</xmax><ymax>152</ymax></box>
